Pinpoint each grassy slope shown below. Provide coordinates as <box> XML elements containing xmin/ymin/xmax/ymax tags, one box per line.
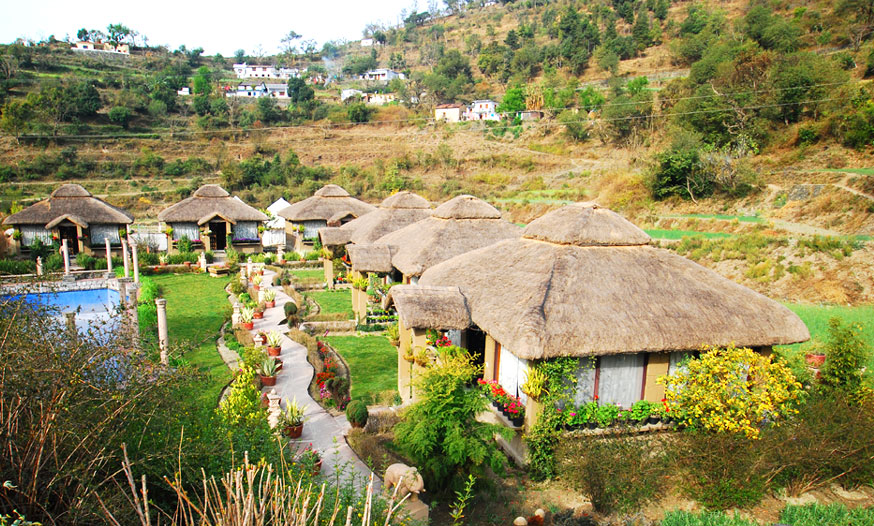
<box><xmin>782</xmin><ymin>303</ymin><xmax>874</xmax><ymax>358</ymax></box>
<box><xmin>152</xmin><ymin>273</ymin><xmax>231</xmax><ymax>401</ymax></box>
<box><xmin>307</xmin><ymin>289</ymin><xmax>353</xmax><ymax>318</ymax></box>
<box><xmin>326</xmin><ymin>334</ymin><xmax>397</xmax><ymax>404</ymax></box>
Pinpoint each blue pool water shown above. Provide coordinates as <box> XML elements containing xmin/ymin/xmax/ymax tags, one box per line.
<box><xmin>3</xmin><ymin>288</ymin><xmax>122</xmax><ymax>338</ymax></box>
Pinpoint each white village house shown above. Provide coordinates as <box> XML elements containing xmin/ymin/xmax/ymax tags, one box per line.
<box><xmin>262</xmin><ymin>197</ymin><xmax>291</xmax><ymax>248</ymax></box>
<box><xmin>434</xmin><ymin>103</ymin><xmax>465</xmax><ymax>123</ymax></box>
<box><xmin>361</xmin><ymin>68</ymin><xmax>405</xmax><ymax>82</ymax></box>
<box><xmin>72</xmin><ymin>41</ymin><xmax>129</xmax><ymax>54</ymax></box>
<box><xmin>233</xmin><ymin>63</ymin><xmax>303</xmax><ymax>80</ymax></box>
<box><xmin>226</xmin><ymin>82</ymin><xmax>289</xmax><ymax>99</ymax></box>
<box><xmin>464</xmin><ymin>100</ymin><xmax>501</xmax><ymax>121</ymax></box>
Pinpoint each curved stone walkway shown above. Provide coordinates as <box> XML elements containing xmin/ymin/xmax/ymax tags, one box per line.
<box><xmin>249</xmin><ymin>268</ymin><xmax>377</xmax><ymax>486</ymax></box>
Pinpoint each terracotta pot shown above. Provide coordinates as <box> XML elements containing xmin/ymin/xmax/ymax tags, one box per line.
<box><xmin>253</xmin><ymin>311</ymin><xmax>264</xmax><ymax>320</ymax></box>
<box><xmin>260</xmin><ymin>374</ymin><xmax>276</xmax><ymax>387</ymax></box>
<box><xmin>805</xmin><ymin>353</ymin><xmax>826</xmax><ymax>367</ymax></box>
<box><xmin>242</xmin><ymin>321</ymin><xmax>254</xmax><ymax>330</ymax></box>
<box><xmin>265</xmin><ymin>301</ymin><xmax>275</xmax><ymax>309</ymax></box>
<box><xmin>350</xmin><ymin>421</ymin><xmax>364</xmax><ymax>429</ymax></box>
<box><xmin>284</xmin><ymin>423</ymin><xmax>303</xmax><ymax>438</ymax></box>
<box><xmin>312</xmin><ymin>459</ymin><xmax>322</xmax><ymax>476</ymax></box>
<box><xmin>280</xmin><ymin>259</ymin><xmax>286</xmax><ymax>265</ymax></box>
<box><xmin>253</xmin><ymin>285</ymin><xmax>260</xmax><ymax>292</ymax></box>
<box><xmin>402</xmin><ymin>353</ymin><xmax>414</xmax><ymax>363</ymax></box>
<box><xmin>160</xmin><ymin>262</ymin><xmax>167</xmax><ymax>267</ymax></box>
<box><xmin>274</xmin><ymin>358</ymin><xmax>283</xmax><ymax>371</ymax></box>
<box><xmin>267</xmin><ymin>345</ymin><xmax>281</xmax><ymax>357</ymax></box>
<box><xmin>261</xmin><ymin>394</ymin><xmax>269</xmax><ymax>408</ymax></box>
<box><xmin>184</xmin><ymin>261</ymin><xmax>191</xmax><ymax>267</ymax></box>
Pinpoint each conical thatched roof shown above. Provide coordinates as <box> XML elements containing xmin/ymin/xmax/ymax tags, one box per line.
<box><xmin>390</xmin><ymin>285</ymin><xmax>471</xmax><ymax>330</ymax></box>
<box><xmin>347</xmin><ymin>244</ymin><xmax>396</xmax><ymax>273</ymax></box>
<box><xmin>3</xmin><ymin>184</ymin><xmax>134</xmax><ymax>226</ymax></box>
<box><xmin>340</xmin><ymin>191</ymin><xmax>432</xmax><ymax>245</ymax></box>
<box><xmin>373</xmin><ymin>195</ymin><xmax>520</xmax><ymax>277</ymax></box>
<box><xmin>158</xmin><ymin>184</ymin><xmax>267</xmax><ymax>224</ymax></box>
<box><xmin>402</xmin><ymin>202</ymin><xmax>809</xmax><ymax>360</ymax></box>
<box><xmin>278</xmin><ymin>184</ymin><xmax>375</xmax><ymax>222</ymax></box>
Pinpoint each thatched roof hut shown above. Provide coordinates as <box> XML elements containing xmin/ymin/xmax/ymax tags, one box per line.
<box><xmin>343</xmin><ymin>191</ymin><xmax>432</xmax><ymax>245</ymax></box>
<box><xmin>373</xmin><ymin>195</ymin><xmax>520</xmax><ymax>278</ymax></box>
<box><xmin>158</xmin><ymin>184</ymin><xmax>267</xmax><ymax>224</ymax></box>
<box><xmin>319</xmin><ymin>227</ymin><xmax>353</xmax><ymax>247</ymax></box>
<box><xmin>3</xmin><ymin>184</ymin><xmax>134</xmax><ymax>227</ymax></box>
<box><xmin>390</xmin><ymin>285</ymin><xmax>471</xmax><ymax>330</ymax></box>
<box><xmin>278</xmin><ymin>184</ymin><xmax>375</xmax><ymax>222</ymax></box>
<box><xmin>394</xmin><ymin>202</ymin><xmax>810</xmax><ymax>359</ymax></box>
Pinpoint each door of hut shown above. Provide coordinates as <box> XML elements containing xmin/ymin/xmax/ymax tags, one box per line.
<box><xmin>210</xmin><ymin>221</ymin><xmax>227</xmax><ymax>250</ymax></box>
<box><xmin>59</xmin><ymin>225</ymin><xmax>79</xmax><ymax>254</ymax></box>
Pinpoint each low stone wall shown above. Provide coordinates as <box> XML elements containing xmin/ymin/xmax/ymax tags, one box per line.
<box><xmin>300</xmin><ymin>320</ymin><xmax>357</xmax><ymax>333</ymax></box>
<box><xmin>363</xmin><ymin>405</ymin><xmax>401</xmax><ymax>434</ymax></box>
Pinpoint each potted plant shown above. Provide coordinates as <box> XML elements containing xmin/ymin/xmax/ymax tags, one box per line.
<box><xmin>266</xmin><ymin>330</ymin><xmax>282</xmax><ymax>356</ymax></box>
<box><xmin>158</xmin><ymin>253</ymin><xmax>168</xmax><ymax>266</ymax></box>
<box><xmin>413</xmin><ymin>347</ymin><xmax>431</xmax><ymax>367</ymax></box>
<box><xmin>805</xmin><ymin>352</ymin><xmax>826</xmax><ymax>367</ymax></box>
<box><xmin>258</xmin><ymin>357</ymin><xmax>279</xmax><ymax>387</ymax></box>
<box><xmin>402</xmin><ymin>346</ymin><xmax>415</xmax><ymax>363</ymax></box>
<box><xmin>595</xmin><ymin>404</ymin><xmax>620</xmax><ymax>429</ymax></box>
<box><xmin>263</xmin><ymin>288</ymin><xmax>276</xmax><ymax>309</ymax></box>
<box><xmin>386</xmin><ymin>323</ymin><xmax>400</xmax><ymax>347</ymax></box>
<box><xmin>583</xmin><ymin>401</ymin><xmax>599</xmax><ymax>429</ymax></box>
<box><xmin>253</xmin><ymin>303</ymin><xmax>265</xmax><ymax>320</ymax></box>
<box><xmin>630</xmin><ymin>400</ymin><xmax>653</xmax><ymax>426</ymax></box>
<box><xmin>345</xmin><ymin>400</ymin><xmax>368</xmax><ymax>429</ymax></box>
<box><xmin>520</xmin><ymin>367</ymin><xmax>548</xmax><ymax>402</ymax></box>
<box><xmin>505</xmin><ymin>397</ymin><xmax>525</xmax><ymax>428</ymax></box>
<box><xmin>240</xmin><ymin>306</ymin><xmax>255</xmax><ymax>330</ymax></box>
<box><xmin>647</xmin><ymin>403</ymin><xmax>662</xmax><ymax>426</ymax></box>
<box><xmin>280</xmin><ymin>397</ymin><xmax>307</xmax><ymax>438</ymax></box>
<box><xmin>298</xmin><ymin>444</ymin><xmax>322</xmax><ymax>476</ymax></box>
<box><xmin>252</xmin><ymin>274</ymin><xmax>262</xmax><ymax>291</ymax></box>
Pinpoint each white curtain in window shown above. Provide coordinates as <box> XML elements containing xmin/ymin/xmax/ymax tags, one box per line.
<box><xmin>90</xmin><ymin>224</ymin><xmax>120</xmax><ymax>246</ymax></box>
<box><xmin>234</xmin><ymin>221</ymin><xmax>258</xmax><ymax>240</ymax></box>
<box><xmin>498</xmin><ymin>345</ymin><xmax>529</xmax><ymax>404</ymax></box>
<box><xmin>300</xmin><ymin>220</ymin><xmax>325</xmax><ymax>240</ymax></box>
<box><xmin>572</xmin><ymin>357</ymin><xmax>597</xmax><ymax>406</ymax></box>
<box><xmin>669</xmin><ymin>351</ymin><xmax>695</xmax><ymax>375</ymax></box>
<box><xmin>447</xmin><ymin>329</ymin><xmax>461</xmax><ymax>347</ymax></box>
<box><xmin>597</xmin><ymin>354</ymin><xmax>645</xmax><ymax>409</ymax></box>
<box><xmin>172</xmin><ymin>223</ymin><xmax>200</xmax><ymax>241</ymax></box>
<box><xmin>20</xmin><ymin>225</ymin><xmax>51</xmax><ymax>246</ymax></box>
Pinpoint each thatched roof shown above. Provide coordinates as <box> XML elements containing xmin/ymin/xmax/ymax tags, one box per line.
<box><xmin>404</xmin><ymin>202</ymin><xmax>809</xmax><ymax>360</ymax></box>
<box><xmin>347</xmin><ymin>244</ymin><xmax>395</xmax><ymax>273</ymax></box>
<box><xmin>389</xmin><ymin>285</ymin><xmax>471</xmax><ymax>330</ymax></box>
<box><xmin>319</xmin><ymin>227</ymin><xmax>353</xmax><ymax>247</ymax></box>
<box><xmin>374</xmin><ymin>195</ymin><xmax>520</xmax><ymax>277</ymax></box>
<box><xmin>158</xmin><ymin>185</ymin><xmax>267</xmax><ymax>224</ymax></box>
<box><xmin>278</xmin><ymin>184</ymin><xmax>375</xmax><ymax>222</ymax></box>
<box><xmin>340</xmin><ymin>191</ymin><xmax>432</xmax><ymax>245</ymax></box>
<box><xmin>3</xmin><ymin>184</ymin><xmax>134</xmax><ymax>226</ymax></box>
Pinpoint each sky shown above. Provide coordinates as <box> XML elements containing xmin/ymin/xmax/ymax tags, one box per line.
<box><xmin>1</xmin><ymin>0</ymin><xmax>419</xmax><ymax>56</ymax></box>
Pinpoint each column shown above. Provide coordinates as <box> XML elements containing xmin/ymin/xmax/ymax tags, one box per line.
<box><xmin>105</xmin><ymin>238</ymin><xmax>112</xmax><ymax>273</ymax></box>
<box><xmin>121</xmin><ymin>240</ymin><xmax>130</xmax><ymax>278</ymax></box>
<box><xmin>277</xmin><ymin>246</ymin><xmax>284</xmax><ymax>263</ymax></box>
<box><xmin>61</xmin><ymin>239</ymin><xmax>70</xmax><ymax>274</ymax></box>
<box><xmin>246</xmin><ymin>257</ymin><xmax>253</xmax><ymax>277</ymax></box>
<box><xmin>130</xmin><ymin>239</ymin><xmax>140</xmax><ymax>284</ymax></box>
<box><xmin>36</xmin><ymin>256</ymin><xmax>43</xmax><ymax>276</ymax></box>
<box><xmin>156</xmin><ymin>298</ymin><xmax>169</xmax><ymax>365</ymax></box>
<box><xmin>199</xmin><ymin>252</ymin><xmax>207</xmax><ymax>271</ymax></box>
<box><xmin>232</xmin><ymin>302</ymin><xmax>241</xmax><ymax>325</ymax></box>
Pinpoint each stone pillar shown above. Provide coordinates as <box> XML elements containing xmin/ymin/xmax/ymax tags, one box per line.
<box><xmin>61</xmin><ymin>239</ymin><xmax>70</xmax><ymax>274</ymax></box>
<box><xmin>246</xmin><ymin>257</ymin><xmax>253</xmax><ymax>277</ymax></box>
<box><xmin>199</xmin><ymin>252</ymin><xmax>207</xmax><ymax>271</ymax></box>
<box><xmin>105</xmin><ymin>238</ymin><xmax>112</xmax><ymax>272</ymax></box>
<box><xmin>277</xmin><ymin>246</ymin><xmax>284</xmax><ymax>262</ymax></box>
<box><xmin>324</xmin><ymin>258</ymin><xmax>334</xmax><ymax>290</ymax></box>
<box><xmin>240</xmin><ymin>268</ymin><xmax>248</xmax><ymax>289</ymax></box>
<box><xmin>156</xmin><ymin>298</ymin><xmax>169</xmax><ymax>365</ymax></box>
<box><xmin>267</xmin><ymin>390</ymin><xmax>282</xmax><ymax>429</ymax></box>
<box><xmin>130</xmin><ymin>239</ymin><xmax>140</xmax><ymax>284</ymax></box>
<box><xmin>36</xmin><ymin>257</ymin><xmax>43</xmax><ymax>276</ymax></box>
<box><xmin>121</xmin><ymin>240</ymin><xmax>130</xmax><ymax>278</ymax></box>
<box><xmin>232</xmin><ymin>302</ymin><xmax>241</xmax><ymax>325</ymax></box>
<box><xmin>65</xmin><ymin>311</ymin><xmax>76</xmax><ymax>339</ymax></box>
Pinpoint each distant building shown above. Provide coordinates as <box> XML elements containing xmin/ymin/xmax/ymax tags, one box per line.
<box><xmin>365</xmin><ymin>93</ymin><xmax>397</xmax><ymax>105</ymax></box>
<box><xmin>232</xmin><ymin>63</ymin><xmax>303</xmax><ymax>80</ymax></box>
<box><xmin>227</xmin><ymin>82</ymin><xmax>289</xmax><ymax>99</ymax></box>
<box><xmin>72</xmin><ymin>41</ymin><xmax>130</xmax><ymax>55</ymax></box>
<box><xmin>341</xmin><ymin>89</ymin><xmax>365</xmax><ymax>102</ymax></box>
<box><xmin>360</xmin><ymin>38</ymin><xmax>374</xmax><ymax>47</ymax></box>
<box><xmin>177</xmin><ymin>87</ymin><xmax>191</xmax><ymax>96</ymax></box>
<box><xmin>361</xmin><ymin>68</ymin><xmax>405</xmax><ymax>81</ymax></box>
<box><xmin>464</xmin><ymin>100</ymin><xmax>501</xmax><ymax>121</ymax></box>
<box><xmin>435</xmin><ymin>103</ymin><xmax>465</xmax><ymax>123</ymax></box>
<box><xmin>519</xmin><ymin>110</ymin><xmax>543</xmax><ymax>121</ymax></box>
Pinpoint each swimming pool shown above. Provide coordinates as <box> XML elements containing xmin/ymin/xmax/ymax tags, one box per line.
<box><xmin>3</xmin><ymin>288</ymin><xmax>122</xmax><ymax>337</ymax></box>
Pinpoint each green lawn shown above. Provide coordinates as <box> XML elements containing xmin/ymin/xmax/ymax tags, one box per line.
<box><xmin>675</xmin><ymin>213</ymin><xmax>765</xmax><ymax>223</ymax></box>
<box><xmin>291</xmin><ymin>269</ymin><xmax>325</xmax><ymax>280</ymax></box>
<box><xmin>149</xmin><ymin>273</ymin><xmax>231</xmax><ymax>401</ymax></box>
<box><xmin>814</xmin><ymin>167</ymin><xmax>874</xmax><ymax>176</ymax></box>
<box><xmin>780</xmin><ymin>303</ymin><xmax>874</xmax><ymax>367</ymax></box>
<box><xmin>326</xmin><ymin>334</ymin><xmax>397</xmax><ymax>404</ymax></box>
<box><xmin>307</xmin><ymin>289</ymin><xmax>353</xmax><ymax>318</ymax></box>
<box><xmin>645</xmin><ymin>229</ymin><xmax>734</xmax><ymax>240</ymax></box>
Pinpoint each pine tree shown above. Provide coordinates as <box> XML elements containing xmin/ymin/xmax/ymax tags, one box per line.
<box><xmin>632</xmin><ymin>8</ymin><xmax>651</xmax><ymax>52</ymax></box>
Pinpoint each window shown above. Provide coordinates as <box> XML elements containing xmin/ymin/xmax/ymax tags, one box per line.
<box><xmin>233</xmin><ymin>221</ymin><xmax>258</xmax><ymax>241</ymax></box>
<box><xmin>172</xmin><ymin>222</ymin><xmax>199</xmax><ymax>241</ymax></box>
<box><xmin>598</xmin><ymin>354</ymin><xmax>645</xmax><ymax>408</ymax></box>
<box><xmin>90</xmin><ymin>224</ymin><xmax>121</xmax><ymax>246</ymax></box>
<box><xmin>497</xmin><ymin>344</ymin><xmax>529</xmax><ymax>404</ymax></box>
<box><xmin>20</xmin><ymin>225</ymin><xmax>51</xmax><ymax>246</ymax></box>
<box><xmin>571</xmin><ymin>357</ymin><xmax>597</xmax><ymax>406</ymax></box>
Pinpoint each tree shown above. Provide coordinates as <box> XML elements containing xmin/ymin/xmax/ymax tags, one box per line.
<box><xmin>108</xmin><ymin>106</ymin><xmax>132</xmax><ymax>128</ymax></box>
<box><xmin>256</xmin><ymin>96</ymin><xmax>281</xmax><ymax>124</ymax></box>
<box><xmin>234</xmin><ymin>49</ymin><xmax>246</xmax><ymax>63</ymax></box>
<box><xmin>287</xmin><ymin>77</ymin><xmax>314</xmax><ymax>103</ymax></box>
<box><xmin>0</xmin><ymin>99</ymin><xmax>32</xmax><ymax>142</ymax></box>
<box><xmin>505</xmin><ymin>29</ymin><xmax>520</xmax><ymax>50</ymax></box>
<box><xmin>106</xmin><ymin>23</ymin><xmax>134</xmax><ymax>45</ymax></box>
<box><xmin>394</xmin><ymin>350</ymin><xmax>511</xmax><ymax>491</ymax></box>
<box><xmin>497</xmin><ymin>85</ymin><xmax>526</xmax><ymax>114</ymax></box>
<box><xmin>819</xmin><ymin>318</ymin><xmax>871</xmax><ymax>397</ymax></box>
<box><xmin>192</xmin><ymin>66</ymin><xmax>212</xmax><ymax>96</ymax></box>
<box><xmin>347</xmin><ymin>102</ymin><xmax>372</xmax><ymax>123</ymax></box>
<box><xmin>632</xmin><ymin>8</ymin><xmax>651</xmax><ymax>52</ymax></box>
<box><xmin>654</xmin><ymin>0</ymin><xmax>669</xmax><ymax>21</ymax></box>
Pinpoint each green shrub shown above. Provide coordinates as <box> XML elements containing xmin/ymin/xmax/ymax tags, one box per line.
<box><xmin>394</xmin><ymin>349</ymin><xmax>511</xmax><ymax>492</ymax></box>
<box><xmin>555</xmin><ymin>434</ymin><xmax>669</xmax><ymax>514</ymax></box>
<box><xmin>177</xmin><ymin>236</ymin><xmax>193</xmax><ymax>253</ymax></box>
<box><xmin>0</xmin><ymin>259</ymin><xmax>36</xmax><ymax>275</ymax></box>
<box><xmin>139</xmin><ymin>252</ymin><xmax>159</xmax><ymax>266</ymax></box>
<box><xmin>345</xmin><ymin>400</ymin><xmax>368</xmax><ymax>427</ymax></box>
<box><xmin>284</xmin><ymin>301</ymin><xmax>298</xmax><ymax>316</ymax></box>
<box><xmin>75</xmin><ymin>252</ymin><xmax>96</xmax><ymax>270</ymax></box>
<box><xmin>204</xmin><ymin>251</ymin><xmax>214</xmax><ymax>263</ymax></box>
<box><xmin>819</xmin><ymin>317</ymin><xmax>870</xmax><ymax>397</ymax></box>
<box><xmin>677</xmin><ymin>431</ymin><xmax>767</xmax><ymax>509</ymax></box>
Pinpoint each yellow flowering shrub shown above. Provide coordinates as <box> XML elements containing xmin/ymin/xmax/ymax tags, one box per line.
<box><xmin>217</xmin><ymin>366</ymin><xmax>265</xmax><ymax>426</ymax></box>
<box><xmin>658</xmin><ymin>345</ymin><xmax>803</xmax><ymax>439</ymax></box>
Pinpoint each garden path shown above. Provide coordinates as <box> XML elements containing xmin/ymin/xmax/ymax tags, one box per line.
<box><xmin>249</xmin><ymin>268</ymin><xmax>378</xmax><ymax>487</ymax></box>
